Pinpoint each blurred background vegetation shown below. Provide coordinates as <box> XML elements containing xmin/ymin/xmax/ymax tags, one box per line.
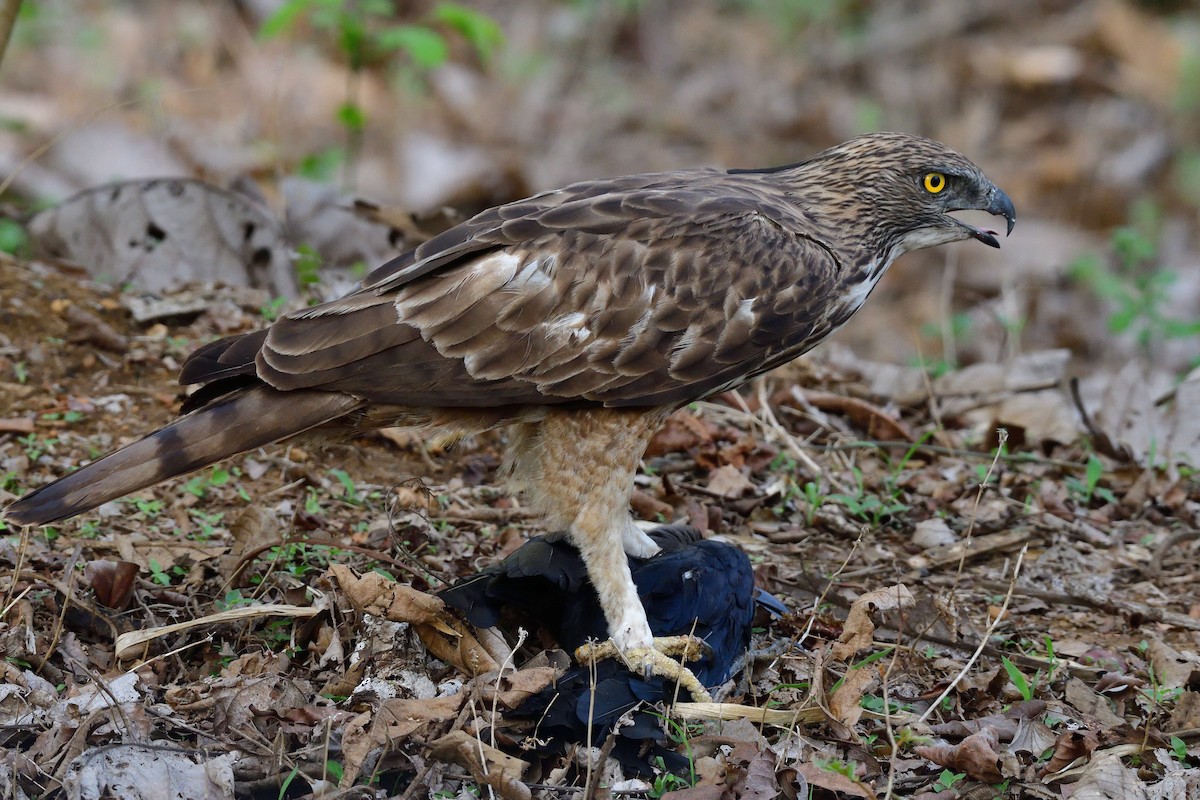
<box><xmin>1</xmin><ymin>0</ymin><xmax>1198</xmax><ymax>383</ymax></box>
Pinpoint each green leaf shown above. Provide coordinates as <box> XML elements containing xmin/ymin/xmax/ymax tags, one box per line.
<box><xmin>0</xmin><ymin>218</ymin><xmax>28</xmax><ymax>255</ymax></box>
<box><xmin>297</xmin><ymin>146</ymin><xmax>345</xmax><ymax>182</ymax></box>
<box><xmin>1085</xmin><ymin>454</ymin><xmax>1104</xmax><ymax>494</ymax></box>
<box><xmin>1171</xmin><ymin>735</ymin><xmax>1188</xmax><ymax>761</ymax></box>
<box><xmin>1001</xmin><ymin>656</ymin><xmax>1033</xmax><ymax>701</ymax></box>
<box><xmin>336</xmin><ymin>101</ymin><xmax>367</xmax><ymax>132</ymax></box>
<box><xmin>432</xmin><ymin>3</ymin><xmax>504</xmax><ymax>62</ymax></box>
<box><xmin>258</xmin><ymin>0</ymin><xmax>312</xmax><ymax>40</ymax></box>
<box><xmin>378</xmin><ymin>25</ymin><xmax>448</xmax><ymax>69</ymax></box>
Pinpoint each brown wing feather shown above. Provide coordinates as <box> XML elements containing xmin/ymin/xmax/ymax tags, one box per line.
<box><xmin>227</xmin><ymin>177</ymin><xmax>841</xmax><ymax>410</ymax></box>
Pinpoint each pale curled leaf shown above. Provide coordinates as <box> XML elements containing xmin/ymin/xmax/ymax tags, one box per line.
<box><xmin>114</xmin><ymin>605</ymin><xmax>318</xmax><ymax>659</ymax></box>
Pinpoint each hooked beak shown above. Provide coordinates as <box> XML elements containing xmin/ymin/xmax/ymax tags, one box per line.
<box><xmin>961</xmin><ymin>185</ymin><xmax>1016</xmax><ymax>249</ymax></box>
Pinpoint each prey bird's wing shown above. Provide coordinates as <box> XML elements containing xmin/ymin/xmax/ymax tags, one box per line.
<box><xmin>190</xmin><ymin>173</ymin><xmax>845</xmax><ymax>409</ymax></box>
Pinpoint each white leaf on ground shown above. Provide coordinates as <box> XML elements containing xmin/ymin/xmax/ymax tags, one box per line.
<box><xmin>912</xmin><ymin>518</ymin><xmax>957</xmax><ymax>548</ymax></box>
<box><xmin>1069</xmin><ymin>749</ymin><xmax>1147</xmax><ymax>800</ymax></box>
<box><xmin>64</xmin><ymin>745</ymin><xmax>236</xmax><ymax>800</ymax></box>
<box><xmin>1087</xmin><ymin>362</ymin><xmax>1200</xmax><ymax>468</ymax></box>
<box><xmin>29</xmin><ymin>179</ymin><xmax>295</xmax><ymax>295</ymax></box>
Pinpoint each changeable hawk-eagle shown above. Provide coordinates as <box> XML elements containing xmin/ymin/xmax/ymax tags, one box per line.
<box><xmin>4</xmin><ymin>132</ymin><xmax>1015</xmax><ymax>698</ymax></box>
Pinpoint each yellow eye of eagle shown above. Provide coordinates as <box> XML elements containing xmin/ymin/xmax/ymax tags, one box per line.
<box><xmin>923</xmin><ymin>172</ymin><xmax>946</xmax><ymax>194</ymax></box>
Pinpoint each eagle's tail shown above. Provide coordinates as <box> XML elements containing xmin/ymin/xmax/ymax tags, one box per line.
<box><xmin>3</xmin><ymin>386</ymin><xmax>361</xmax><ymax>527</ymax></box>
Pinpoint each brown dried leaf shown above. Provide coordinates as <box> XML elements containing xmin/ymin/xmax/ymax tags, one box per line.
<box><xmin>799</xmin><ymin>389</ymin><xmax>914</xmax><ymax>442</ymax></box>
<box><xmin>1167</xmin><ymin>691</ymin><xmax>1200</xmax><ymax>732</ymax></box>
<box><xmin>795</xmin><ymin>760</ymin><xmax>876</xmax><ymax>799</ymax></box>
<box><xmin>477</xmin><ymin>666</ymin><xmax>558</xmax><ymax>708</ymax></box>
<box><xmin>61</xmin><ymin>303</ymin><xmax>128</xmax><ymax>353</ymax></box>
<box><xmin>429</xmin><ymin>729</ymin><xmax>531</xmax><ymax>800</ymax></box>
<box><xmin>1010</xmin><ymin>715</ymin><xmax>1057</xmax><ymax>757</ymax></box>
<box><xmin>706</xmin><ymin>464</ymin><xmax>755</xmax><ymax>499</ymax></box>
<box><xmin>915</xmin><ymin>726</ymin><xmax>1004</xmax><ymax>784</ymax></box>
<box><xmin>829</xmin><ymin>665</ymin><xmax>877</xmax><ymax>729</ymax></box>
<box><xmin>831</xmin><ymin>584</ymin><xmax>913</xmax><ymax>661</ymax></box>
<box><xmin>331</xmin><ymin>564</ymin><xmax>444</xmax><ymax>624</ymax></box>
<box><xmin>1065</xmin><ymin>677</ymin><xmax>1124</xmax><ymax>728</ymax></box>
<box><xmin>1039</xmin><ymin>729</ymin><xmax>1100</xmax><ymax>776</ymax></box>
<box><xmin>1146</xmin><ymin>637</ymin><xmax>1200</xmax><ymax>691</ymax></box>
<box><xmin>114</xmin><ymin>534</ymin><xmax>224</xmax><ymax>572</ymax></box>
<box><xmin>339</xmin><ymin>710</ymin><xmax>375</xmax><ymax>786</ymax></box>
<box><xmin>646</xmin><ymin>412</ymin><xmax>715</xmax><ymax>456</ymax></box>
<box><xmin>83</xmin><ymin>560</ymin><xmax>139</xmax><ymax>611</ymax></box>
<box><xmin>414</xmin><ymin>618</ymin><xmax>500</xmax><ymax>677</ymax></box>
<box><xmin>631</xmin><ymin>488</ymin><xmax>674</xmax><ymax>520</ymax></box>
<box><xmin>732</xmin><ymin>747</ymin><xmax>780</xmax><ymax>800</ymax></box>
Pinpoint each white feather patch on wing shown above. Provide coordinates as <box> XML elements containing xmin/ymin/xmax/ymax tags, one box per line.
<box><xmin>393</xmin><ymin>251</ymin><xmax>523</xmax><ymax>324</ymax></box>
<box><xmin>545</xmin><ymin>311</ymin><xmax>591</xmax><ymax>343</ymax></box>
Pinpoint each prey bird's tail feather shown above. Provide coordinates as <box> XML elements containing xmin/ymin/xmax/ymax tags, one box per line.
<box><xmin>3</xmin><ymin>387</ymin><xmax>361</xmax><ymax>527</ymax></box>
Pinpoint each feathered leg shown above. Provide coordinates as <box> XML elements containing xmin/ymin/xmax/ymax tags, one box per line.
<box><xmin>525</xmin><ymin>408</ymin><xmax>713</xmax><ymax>702</ymax></box>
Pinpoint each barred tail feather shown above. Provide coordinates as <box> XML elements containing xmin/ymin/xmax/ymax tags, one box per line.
<box><xmin>3</xmin><ymin>387</ymin><xmax>361</xmax><ymax>527</ymax></box>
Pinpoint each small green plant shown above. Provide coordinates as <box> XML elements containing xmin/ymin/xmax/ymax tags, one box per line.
<box><xmin>260</xmin><ymin>1</ymin><xmax>503</xmax><ymax>188</ymax></box>
<box><xmin>40</xmin><ymin>410</ymin><xmax>85</xmax><ymax>424</ymax></box>
<box><xmin>278</xmin><ymin>766</ymin><xmax>300</xmax><ymax>800</ymax></box>
<box><xmin>828</xmin><ymin>466</ymin><xmax>908</xmax><ymax>527</ymax></box>
<box><xmin>802</xmin><ymin>480</ymin><xmax>824</xmax><ymax>525</ymax></box>
<box><xmin>304</xmin><ymin>486</ymin><xmax>324</xmax><ymax>515</ymax></box>
<box><xmin>1001</xmin><ymin>655</ymin><xmax>1033</xmax><ymax>702</ymax></box>
<box><xmin>648</xmin><ymin>758</ymin><xmax>691</xmax><ymax>799</ymax></box>
<box><xmin>1142</xmin><ymin>665</ymin><xmax>1183</xmax><ymax>705</ymax></box>
<box><xmin>1070</xmin><ymin>210</ymin><xmax>1200</xmax><ymax>370</ymax></box>
<box><xmin>329</xmin><ymin>468</ymin><xmax>361</xmax><ymax>505</ymax></box>
<box><xmin>260</xmin><ymin>296</ymin><xmax>288</xmax><ymax>322</ymax></box>
<box><xmin>933</xmin><ymin>769</ymin><xmax>966</xmax><ymax>792</ymax></box>
<box><xmin>188</xmin><ymin>508</ymin><xmax>226</xmax><ymax>540</ymax></box>
<box><xmin>148</xmin><ymin>559</ymin><xmax>186</xmax><ymax>586</ymax></box>
<box><xmin>322</xmin><ymin>759</ymin><xmax>344</xmax><ymax>783</ymax></box>
<box><xmin>215</xmin><ymin>590</ymin><xmax>254</xmax><ymax>611</ymax></box>
<box><xmin>1065</xmin><ymin>454</ymin><xmax>1116</xmax><ymax>507</ymax></box>
<box><xmin>1</xmin><ymin>471</ymin><xmax>21</xmax><ymax>494</ymax></box>
<box><xmin>0</xmin><ymin>218</ymin><xmax>28</xmax><ymax>255</ymax></box>
<box><xmin>1041</xmin><ymin>635</ymin><xmax>1061</xmax><ymax>682</ymax></box>
<box><xmin>294</xmin><ymin>244</ymin><xmax>323</xmax><ymax>288</ymax></box>
<box><xmin>133</xmin><ymin>497</ymin><xmax>164</xmax><ymax>518</ymax></box>
<box><xmin>817</xmin><ymin>758</ymin><xmax>859</xmax><ymax>780</ymax></box>
<box><xmin>183</xmin><ymin>466</ymin><xmax>231</xmax><ymax>498</ymax></box>
<box><xmin>18</xmin><ymin>433</ymin><xmax>57</xmax><ymax>462</ymax></box>
<box><xmin>1170</xmin><ymin>735</ymin><xmax>1189</xmax><ymax>763</ymax></box>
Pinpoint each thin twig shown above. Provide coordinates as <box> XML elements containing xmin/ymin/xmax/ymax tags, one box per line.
<box><xmin>917</xmin><ymin>544</ymin><xmax>1027</xmax><ymax>726</ymax></box>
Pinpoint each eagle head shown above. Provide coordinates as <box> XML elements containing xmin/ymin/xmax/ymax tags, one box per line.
<box><xmin>787</xmin><ymin>132</ymin><xmax>1017</xmax><ymax>260</ymax></box>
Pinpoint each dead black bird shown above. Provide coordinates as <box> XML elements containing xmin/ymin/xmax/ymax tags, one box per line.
<box><xmin>440</xmin><ymin>524</ymin><xmax>787</xmax><ymax>775</ymax></box>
